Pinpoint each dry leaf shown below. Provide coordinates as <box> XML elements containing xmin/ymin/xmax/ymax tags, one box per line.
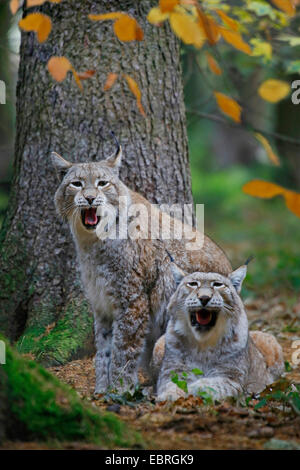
<box><xmin>88</xmin><ymin>12</ymin><xmax>124</xmax><ymax>21</ymax></box>
<box><xmin>270</xmin><ymin>0</ymin><xmax>295</xmax><ymax>16</ymax></box>
<box><xmin>147</xmin><ymin>7</ymin><xmax>170</xmax><ymax>24</ymax></box>
<box><xmin>206</xmin><ymin>52</ymin><xmax>222</xmax><ymax>75</ymax></box>
<box><xmin>77</xmin><ymin>70</ymin><xmax>96</xmax><ymax>80</ymax></box>
<box><xmin>169</xmin><ymin>12</ymin><xmax>206</xmax><ymax>48</ymax></box>
<box><xmin>197</xmin><ymin>8</ymin><xmax>220</xmax><ymax>45</ymax></box>
<box><xmin>159</xmin><ymin>0</ymin><xmax>179</xmax><ymax>12</ymax></box>
<box><xmin>19</xmin><ymin>13</ymin><xmax>52</xmax><ymax>43</ymax></box>
<box><xmin>258</xmin><ymin>79</ymin><xmax>290</xmax><ymax>103</ymax></box>
<box><xmin>27</xmin><ymin>0</ymin><xmax>46</xmax><ymax>6</ymax></box>
<box><xmin>103</xmin><ymin>73</ymin><xmax>118</xmax><ymax>91</ymax></box>
<box><xmin>47</xmin><ymin>56</ymin><xmax>83</xmax><ymax>91</ymax></box>
<box><xmin>243</xmin><ymin>180</ymin><xmax>300</xmax><ymax>218</ymax></box>
<box><xmin>113</xmin><ymin>15</ymin><xmax>144</xmax><ymax>42</ymax></box>
<box><xmin>220</xmin><ymin>27</ymin><xmax>251</xmax><ymax>55</ymax></box>
<box><xmin>214</xmin><ymin>92</ymin><xmax>241</xmax><ymax>123</ymax></box>
<box><xmin>124</xmin><ymin>74</ymin><xmax>146</xmax><ymax>117</ymax></box>
<box><xmin>216</xmin><ymin>9</ymin><xmax>239</xmax><ymax>31</ymax></box>
<box><xmin>254</xmin><ymin>133</ymin><xmax>280</xmax><ymax>166</ymax></box>
<box><xmin>10</xmin><ymin>0</ymin><xmax>19</xmax><ymax>14</ymax></box>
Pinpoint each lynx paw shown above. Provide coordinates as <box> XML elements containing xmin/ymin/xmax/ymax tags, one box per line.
<box><xmin>156</xmin><ymin>383</ymin><xmax>186</xmax><ymax>402</ymax></box>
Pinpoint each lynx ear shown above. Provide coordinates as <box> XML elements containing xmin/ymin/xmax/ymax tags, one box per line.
<box><xmin>170</xmin><ymin>263</ymin><xmax>187</xmax><ymax>286</ymax></box>
<box><xmin>229</xmin><ymin>265</ymin><xmax>247</xmax><ymax>293</ymax></box>
<box><xmin>105</xmin><ymin>145</ymin><xmax>122</xmax><ymax>170</ymax></box>
<box><xmin>51</xmin><ymin>152</ymin><xmax>72</xmax><ymax>179</ymax></box>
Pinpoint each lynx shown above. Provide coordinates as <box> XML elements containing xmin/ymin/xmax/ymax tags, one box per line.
<box><xmin>155</xmin><ymin>261</ymin><xmax>284</xmax><ymax>401</ymax></box>
<box><xmin>51</xmin><ymin>140</ymin><xmax>231</xmax><ymax>393</ymax></box>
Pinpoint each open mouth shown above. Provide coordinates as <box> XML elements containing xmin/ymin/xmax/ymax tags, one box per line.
<box><xmin>189</xmin><ymin>308</ymin><xmax>219</xmax><ymax>331</ymax></box>
<box><xmin>81</xmin><ymin>208</ymin><xmax>100</xmax><ymax>230</ymax></box>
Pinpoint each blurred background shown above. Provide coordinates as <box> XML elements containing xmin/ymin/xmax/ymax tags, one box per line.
<box><xmin>1</xmin><ymin>8</ymin><xmax>300</xmax><ymax>302</ymax></box>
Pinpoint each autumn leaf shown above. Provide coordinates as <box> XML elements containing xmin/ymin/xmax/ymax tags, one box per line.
<box><xmin>270</xmin><ymin>0</ymin><xmax>295</xmax><ymax>16</ymax></box>
<box><xmin>206</xmin><ymin>52</ymin><xmax>222</xmax><ymax>75</ymax></box>
<box><xmin>169</xmin><ymin>12</ymin><xmax>206</xmax><ymax>48</ymax></box>
<box><xmin>147</xmin><ymin>7</ymin><xmax>170</xmax><ymax>24</ymax></box>
<box><xmin>214</xmin><ymin>92</ymin><xmax>241</xmax><ymax>123</ymax></box>
<box><xmin>114</xmin><ymin>15</ymin><xmax>144</xmax><ymax>42</ymax></box>
<box><xmin>124</xmin><ymin>74</ymin><xmax>146</xmax><ymax>117</ymax></box>
<box><xmin>258</xmin><ymin>79</ymin><xmax>290</xmax><ymax>103</ymax></box>
<box><xmin>19</xmin><ymin>13</ymin><xmax>52</xmax><ymax>43</ymax></box>
<box><xmin>216</xmin><ymin>10</ymin><xmax>239</xmax><ymax>32</ymax></box>
<box><xmin>10</xmin><ymin>0</ymin><xmax>19</xmax><ymax>14</ymax></box>
<box><xmin>103</xmin><ymin>73</ymin><xmax>118</xmax><ymax>91</ymax></box>
<box><xmin>47</xmin><ymin>56</ymin><xmax>83</xmax><ymax>91</ymax></box>
<box><xmin>254</xmin><ymin>133</ymin><xmax>280</xmax><ymax>166</ymax></box>
<box><xmin>197</xmin><ymin>9</ymin><xmax>220</xmax><ymax>45</ymax></box>
<box><xmin>243</xmin><ymin>180</ymin><xmax>300</xmax><ymax>218</ymax></box>
<box><xmin>77</xmin><ymin>70</ymin><xmax>96</xmax><ymax>80</ymax></box>
<box><xmin>159</xmin><ymin>0</ymin><xmax>179</xmax><ymax>13</ymax></box>
<box><xmin>89</xmin><ymin>12</ymin><xmax>124</xmax><ymax>21</ymax></box>
<box><xmin>27</xmin><ymin>0</ymin><xmax>62</xmax><ymax>4</ymax></box>
<box><xmin>220</xmin><ymin>27</ymin><xmax>252</xmax><ymax>55</ymax></box>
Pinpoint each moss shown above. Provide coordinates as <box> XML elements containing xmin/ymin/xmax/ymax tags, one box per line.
<box><xmin>17</xmin><ymin>299</ymin><xmax>94</xmax><ymax>366</ymax></box>
<box><xmin>1</xmin><ymin>336</ymin><xmax>142</xmax><ymax>447</ymax></box>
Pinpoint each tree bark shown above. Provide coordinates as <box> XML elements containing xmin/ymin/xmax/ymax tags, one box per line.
<box><xmin>0</xmin><ymin>0</ymin><xmax>192</xmax><ymax>364</ymax></box>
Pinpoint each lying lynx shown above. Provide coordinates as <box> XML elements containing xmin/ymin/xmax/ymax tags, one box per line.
<box><xmin>155</xmin><ymin>261</ymin><xmax>284</xmax><ymax>401</ymax></box>
<box><xmin>51</xmin><ymin>141</ymin><xmax>231</xmax><ymax>393</ymax></box>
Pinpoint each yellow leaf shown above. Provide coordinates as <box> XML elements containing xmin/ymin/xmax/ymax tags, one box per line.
<box><xmin>197</xmin><ymin>9</ymin><xmax>220</xmax><ymax>45</ymax></box>
<box><xmin>88</xmin><ymin>12</ymin><xmax>124</xmax><ymax>21</ymax></box>
<box><xmin>27</xmin><ymin>0</ymin><xmax>46</xmax><ymax>6</ymax></box>
<box><xmin>220</xmin><ymin>27</ymin><xmax>252</xmax><ymax>55</ymax></box>
<box><xmin>169</xmin><ymin>12</ymin><xmax>206</xmax><ymax>48</ymax></box>
<box><xmin>47</xmin><ymin>56</ymin><xmax>83</xmax><ymax>91</ymax></box>
<box><xmin>19</xmin><ymin>13</ymin><xmax>52</xmax><ymax>43</ymax></box>
<box><xmin>258</xmin><ymin>79</ymin><xmax>290</xmax><ymax>103</ymax></box>
<box><xmin>147</xmin><ymin>7</ymin><xmax>170</xmax><ymax>24</ymax></box>
<box><xmin>206</xmin><ymin>52</ymin><xmax>222</xmax><ymax>75</ymax></box>
<box><xmin>124</xmin><ymin>75</ymin><xmax>146</xmax><ymax>117</ymax></box>
<box><xmin>270</xmin><ymin>0</ymin><xmax>295</xmax><ymax>16</ymax></box>
<box><xmin>113</xmin><ymin>15</ymin><xmax>144</xmax><ymax>42</ymax></box>
<box><xmin>10</xmin><ymin>0</ymin><xmax>19</xmax><ymax>14</ymax></box>
<box><xmin>243</xmin><ymin>180</ymin><xmax>300</xmax><ymax>218</ymax></box>
<box><xmin>254</xmin><ymin>133</ymin><xmax>280</xmax><ymax>166</ymax></box>
<box><xmin>250</xmin><ymin>39</ymin><xmax>272</xmax><ymax>61</ymax></box>
<box><xmin>216</xmin><ymin>10</ymin><xmax>239</xmax><ymax>31</ymax></box>
<box><xmin>214</xmin><ymin>92</ymin><xmax>241</xmax><ymax>123</ymax></box>
<box><xmin>159</xmin><ymin>0</ymin><xmax>179</xmax><ymax>13</ymax></box>
<box><xmin>103</xmin><ymin>73</ymin><xmax>118</xmax><ymax>91</ymax></box>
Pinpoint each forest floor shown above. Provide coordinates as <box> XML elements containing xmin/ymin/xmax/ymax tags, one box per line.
<box><xmin>3</xmin><ymin>293</ymin><xmax>300</xmax><ymax>450</ymax></box>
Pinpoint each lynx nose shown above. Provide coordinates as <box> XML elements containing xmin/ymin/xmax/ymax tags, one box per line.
<box><xmin>199</xmin><ymin>295</ymin><xmax>211</xmax><ymax>306</ymax></box>
<box><xmin>85</xmin><ymin>196</ymin><xmax>95</xmax><ymax>206</ymax></box>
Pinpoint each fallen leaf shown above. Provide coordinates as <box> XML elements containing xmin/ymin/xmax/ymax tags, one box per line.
<box><xmin>124</xmin><ymin>74</ymin><xmax>146</xmax><ymax>117</ymax></box>
<box><xmin>10</xmin><ymin>0</ymin><xmax>19</xmax><ymax>14</ymax></box>
<box><xmin>113</xmin><ymin>14</ymin><xmax>144</xmax><ymax>42</ymax></box>
<box><xmin>206</xmin><ymin>52</ymin><xmax>222</xmax><ymax>75</ymax></box>
<box><xmin>77</xmin><ymin>70</ymin><xmax>96</xmax><ymax>80</ymax></box>
<box><xmin>27</xmin><ymin>0</ymin><xmax>47</xmax><ymax>5</ymax></box>
<box><xmin>216</xmin><ymin>9</ymin><xmax>239</xmax><ymax>31</ymax></box>
<box><xmin>214</xmin><ymin>92</ymin><xmax>241</xmax><ymax>123</ymax></box>
<box><xmin>258</xmin><ymin>79</ymin><xmax>290</xmax><ymax>103</ymax></box>
<box><xmin>270</xmin><ymin>0</ymin><xmax>295</xmax><ymax>16</ymax></box>
<box><xmin>254</xmin><ymin>133</ymin><xmax>280</xmax><ymax>166</ymax></box>
<box><xmin>19</xmin><ymin>13</ymin><xmax>52</xmax><ymax>43</ymax></box>
<box><xmin>220</xmin><ymin>27</ymin><xmax>252</xmax><ymax>55</ymax></box>
<box><xmin>169</xmin><ymin>11</ymin><xmax>206</xmax><ymax>48</ymax></box>
<box><xmin>47</xmin><ymin>56</ymin><xmax>83</xmax><ymax>91</ymax></box>
<box><xmin>88</xmin><ymin>12</ymin><xmax>124</xmax><ymax>21</ymax></box>
<box><xmin>103</xmin><ymin>73</ymin><xmax>118</xmax><ymax>91</ymax></box>
<box><xmin>147</xmin><ymin>7</ymin><xmax>170</xmax><ymax>24</ymax></box>
<box><xmin>159</xmin><ymin>0</ymin><xmax>179</xmax><ymax>12</ymax></box>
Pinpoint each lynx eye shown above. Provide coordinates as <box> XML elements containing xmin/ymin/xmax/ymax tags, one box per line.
<box><xmin>70</xmin><ymin>181</ymin><xmax>82</xmax><ymax>188</ymax></box>
<box><xmin>97</xmin><ymin>180</ymin><xmax>110</xmax><ymax>188</ymax></box>
<box><xmin>212</xmin><ymin>281</ymin><xmax>224</xmax><ymax>288</ymax></box>
<box><xmin>187</xmin><ymin>281</ymin><xmax>200</xmax><ymax>289</ymax></box>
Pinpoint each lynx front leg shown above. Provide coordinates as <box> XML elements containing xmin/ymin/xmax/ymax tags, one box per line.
<box><xmin>94</xmin><ymin>316</ymin><xmax>113</xmax><ymax>394</ymax></box>
<box><xmin>109</xmin><ymin>296</ymin><xmax>150</xmax><ymax>392</ymax></box>
<box><xmin>189</xmin><ymin>377</ymin><xmax>242</xmax><ymax>400</ymax></box>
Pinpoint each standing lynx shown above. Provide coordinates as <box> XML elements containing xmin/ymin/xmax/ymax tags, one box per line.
<box><xmin>155</xmin><ymin>262</ymin><xmax>284</xmax><ymax>401</ymax></box>
<box><xmin>51</xmin><ymin>141</ymin><xmax>231</xmax><ymax>393</ymax></box>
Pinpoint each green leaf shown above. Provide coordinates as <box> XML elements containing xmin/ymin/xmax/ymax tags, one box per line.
<box><xmin>191</xmin><ymin>368</ymin><xmax>204</xmax><ymax>376</ymax></box>
<box><xmin>254</xmin><ymin>397</ymin><xmax>267</xmax><ymax>410</ymax></box>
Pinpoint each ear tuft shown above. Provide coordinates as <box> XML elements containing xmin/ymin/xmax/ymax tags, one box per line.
<box><xmin>170</xmin><ymin>263</ymin><xmax>187</xmax><ymax>286</ymax></box>
<box><xmin>105</xmin><ymin>145</ymin><xmax>122</xmax><ymax>170</ymax></box>
<box><xmin>51</xmin><ymin>152</ymin><xmax>72</xmax><ymax>179</ymax></box>
<box><xmin>229</xmin><ymin>265</ymin><xmax>247</xmax><ymax>294</ymax></box>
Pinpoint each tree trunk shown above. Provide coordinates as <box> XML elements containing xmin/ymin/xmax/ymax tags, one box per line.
<box><xmin>0</xmin><ymin>0</ymin><xmax>192</xmax><ymax>364</ymax></box>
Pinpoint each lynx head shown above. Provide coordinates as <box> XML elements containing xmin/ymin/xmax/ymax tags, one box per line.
<box><xmin>167</xmin><ymin>261</ymin><xmax>248</xmax><ymax>347</ymax></box>
<box><xmin>51</xmin><ymin>139</ymin><xmax>128</xmax><ymax>239</ymax></box>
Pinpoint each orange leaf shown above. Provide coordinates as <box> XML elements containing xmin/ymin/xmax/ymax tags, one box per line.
<box><xmin>254</xmin><ymin>133</ymin><xmax>280</xmax><ymax>166</ymax></box>
<box><xmin>220</xmin><ymin>27</ymin><xmax>251</xmax><ymax>55</ymax></box>
<box><xmin>47</xmin><ymin>56</ymin><xmax>83</xmax><ymax>91</ymax></box>
<box><xmin>169</xmin><ymin>12</ymin><xmax>206</xmax><ymax>48</ymax></box>
<box><xmin>77</xmin><ymin>70</ymin><xmax>96</xmax><ymax>80</ymax></box>
<box><xmin>27</xmin><ymin>0</ymin><xmax>46</xmax><ymax>6</ymax></box>
<box><xmin>113</xmin><ymin>15</ymin><xmax>144</xmax><ymax>42</ymax></box>
<box><xmin>71</xmin><ymin>68</ymin><xmax>83</xmax><ymax>92</ymax></box>
<box><xmin>214</xmin><ymin>92</ymin><xmax>241</xmax><ymax>123</ymax></box>
<box><xmin>216</xmin><ymin>10</ymin><xmax>239</xmax><ymax>32</ymax></box>
<box><xmin>206</xmin><ymin>52</ymin><xmax>222</xmax><ymax>75</ymax></box>
<box><xmin>88</xmin><ymin>12</ymin><xmax>125</xmax><ymax>21</ymax></box>
<box><xmin>159</xmin><ymin>0</ymin><xmax>179</xmax><ymax>13</ymax></box>
<box><xmin>103</xmin><ymin>73</ymin><xmax>118</xmax><ymax>91</ymax></box>
<box><xmin>270</xmin><ymin>0</ymin><xmax>295</xmax><ymax>16</ymax></box>
<box><xmin>197</xmin><ymin>8</ymin><xmax>220</xmax><ymax>45</ymax></box>
<box><xmin>284</xmin><ymin>191</ymin><xmax>300</xmax><ymax>218</ymax></box>
<box><xmin>124</xmin><ymin>74</ymin><xmax>146</xmax><ymax>117</ymax></box>
<box><xmin>19</xmin><ymin>13</ymin><xmax>52</xmax><ymax>43</ymax></box>
<box><xmin>10</xmin><ymin>0</ymin><xmax>19</xmax><ymax>14</ymax></box>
